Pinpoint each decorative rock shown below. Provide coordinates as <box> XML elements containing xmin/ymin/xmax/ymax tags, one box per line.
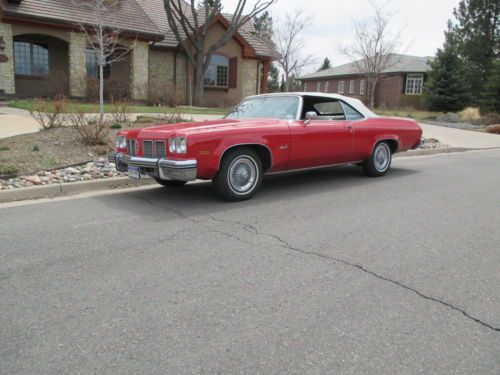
<box><xmin>437</xmin><ymin>112</ymin><xmax>460</xmax><ymax>123</ymax></box>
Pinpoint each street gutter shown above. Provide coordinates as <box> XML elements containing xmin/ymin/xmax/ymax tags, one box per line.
<box><xmin>1</xmin><ymin>147</ymin><xmax>498</xmax><ymax>204</ymax></box>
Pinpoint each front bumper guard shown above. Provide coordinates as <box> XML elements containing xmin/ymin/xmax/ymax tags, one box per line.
<box><xmin>109</xmin><ymin>152</ymin><xmax>197</xmax><ymax>182</ymax></box>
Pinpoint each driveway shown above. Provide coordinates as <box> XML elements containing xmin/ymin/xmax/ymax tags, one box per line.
<box><xmin>420</xmin><ymin>123</ymin><xmax>500</xmax><ymax>148</ymax></box>
<box><xmin>1</xmin><ymin>150</ymin><xmax>499</xmax><ymax>374</ymax></box>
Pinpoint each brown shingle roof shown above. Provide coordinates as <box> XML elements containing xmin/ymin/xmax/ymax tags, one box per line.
<box><xmin>137</xmin><ymin>0</ymin><xmax>274</xmax><ymax>57</ymax></box>
<box><xmin>1</xmin><ymin>0</ymin><xmax>163</xmax><ymax>39</ymax></box>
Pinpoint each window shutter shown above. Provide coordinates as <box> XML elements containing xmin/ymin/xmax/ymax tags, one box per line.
<box><xmin>229</xmin><ymin>57</ymin><xmax>238</xmax><ymax>88</ymax></box>
<box><xmin>402</xmin><ymin>74</ymin><xmax>407</xmax><ymax>94</ymax></box>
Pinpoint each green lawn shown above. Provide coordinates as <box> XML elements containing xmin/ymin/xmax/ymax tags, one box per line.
<box><xmin>374</xmin><ymin>109</ymin><xmax>440</xmax><ymax>123</ymax></box>
<box><xmin>8</xmin><ymin>99</ymin><xmax>230</xmax><ymax>116</ymax></box>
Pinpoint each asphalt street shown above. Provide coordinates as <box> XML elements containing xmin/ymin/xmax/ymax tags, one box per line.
<box><xmin>1</xmin><ymin>149</ymin><xmax>499</xmax><ymax>374</ymax></box>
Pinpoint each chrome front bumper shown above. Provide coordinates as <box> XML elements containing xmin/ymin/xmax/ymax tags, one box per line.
<box><xmin>109</xmin><ymin>152</ymin><xmax>197</xmax><ymax>182</ymax></box>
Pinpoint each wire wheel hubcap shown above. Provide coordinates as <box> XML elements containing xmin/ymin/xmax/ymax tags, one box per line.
<box><xmin>374</xmin><ymin>144</ymin><xmax>390</xmax><ymax>172</ymax></box>
<box><xmin>228</xmin><ymin>156</ymin><xmax>258</xmax><ymax>194</ymax></box>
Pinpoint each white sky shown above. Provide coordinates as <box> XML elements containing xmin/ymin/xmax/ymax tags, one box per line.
<box><xmin>223</xmin><ymin>0</ymin><xmax>460</xmax><ymax>74</ymax></box>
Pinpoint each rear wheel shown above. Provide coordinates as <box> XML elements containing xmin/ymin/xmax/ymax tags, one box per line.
<box><xmin>154</xmin><ymin>178</ymin><xmax>187</xmax><ymax>188</ymax></box>
<box><xmin>362</xmin><ymin>142</ymin><xmax>392</xmax><ymax>177</ymax></box>
<box><xmin>213</xmin><ymin>148</ymin><xmax>263</xmax><ymax>201</ymax></box>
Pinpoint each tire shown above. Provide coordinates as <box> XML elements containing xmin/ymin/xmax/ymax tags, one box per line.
<box><xmin>154</xmin><ymin>178</ymin><xmax>187</xmax><ymax>187</ymax></box>
<box><xmin>362</xmin><ymin>141</ymin><xmax>392</xmax><ymax>177</ymax></box>
<box><xmin>213</xmin><ymin>147</ymin><xmax>263</xmax><ymax>201</ymax></box>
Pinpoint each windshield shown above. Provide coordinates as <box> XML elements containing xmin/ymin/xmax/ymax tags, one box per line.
<box><xmin>226</xmin><ymin>96</ymin><xmax>300</xmax><ymax>120</ymax></box>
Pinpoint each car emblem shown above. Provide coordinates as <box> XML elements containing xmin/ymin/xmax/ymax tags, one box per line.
<box><xmin>134</xmin><ymin>141</ymin><xmax>140</xmax><ymax>155</ymax></box>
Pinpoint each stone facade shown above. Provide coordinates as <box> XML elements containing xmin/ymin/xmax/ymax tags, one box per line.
<box><xmin>241</xmin><ymin>59</ymin><xmax>259</xmax><ymax>99</ymax></box>
<box><xmin>0</xmin><ymin>22</ymin><xmax>15</xmax><ymax>95</ymax></box>
<box><xmin>69</xmin><ymin>32</ymin><xmax>87</xmax><ymax>98</ymax></box>
<box><xmin>130</xmin><ymin>41</ymin><xmax>149</xmax><ymax>101</ymax></box>
<box><xmin>148</xmin><ymin>49</ymin><xmax>187</xmax><ymax>105</ymax></box>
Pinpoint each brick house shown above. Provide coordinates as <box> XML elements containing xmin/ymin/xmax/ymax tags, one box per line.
<box><xmin>299</xmin><ymin>54</ymin><xmax>433</xmax><ymax>109</ymax></box>
<box><xmin>0</xmin><ymin>0</ymin><xmax>274</xmax><ymax>106</ymax></box>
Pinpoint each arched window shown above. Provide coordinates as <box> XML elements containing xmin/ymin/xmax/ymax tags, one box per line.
<box><xmin>86</xmin><ymin>49</ymin><xmax>111</xmax><ymax>79</ymax></box>
<box><xmin>204</xmin><ymin>54</ymin><xmax>229</xmax><ymax>88</ymax></box>
<box><xmin>14</xmin><ymin>39</ymin><xmax>49</xmax><ymax>77</ymax></box>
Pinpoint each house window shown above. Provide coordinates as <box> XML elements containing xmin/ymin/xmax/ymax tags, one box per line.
<box><xmin>349</xmin><ymin>80</ymin><xmax>355</xmax><ymax>94</ymax></box>
<box><xmin>86</xmin><ymin>49</ymin><xmax>111</xmax><ymax>79</ymax></box>
<box><xmin>304</xmin><ymin>83</ymin><xmax>308</xmax><ymax>91</ymax></box>
<box><xmin>338</xmin><ymin>81</ymin><xmax>345</xmax><ymax>94</ymax></box>
<box><xmin>14</xmin><ymin>40</ymin><xmax>49</xmax><ymax>76</ymax></box>
<box><xmin>204</xmin><ymin>54</ymin><xmax>229</xmax><ymax>88</ymax></box>
<box><xmin>317</xmin><ymin>82</ymin><xmax>321</xmax><ymax>92</ymax></box>
<box><xmin>325</xmin><ymin>82</ymin><xmax>329</xmax><ymax>93</ymax></box>
<box><xmin>406</xmin><ymin>74</ymin><xmax>424</xmax><ymax>95</ymax></box>
<box><xmin>360</xmin><ymin>79</ymin><xmax>366</xmax><ymax>95</ymax></box>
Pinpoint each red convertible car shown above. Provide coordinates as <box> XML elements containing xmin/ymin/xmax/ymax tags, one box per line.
<box><xmin>110</xmin><ymin>93</ymin><xmax>422</xmax><ymax>201</ymax></box>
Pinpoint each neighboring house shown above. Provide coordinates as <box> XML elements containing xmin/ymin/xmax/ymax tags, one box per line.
<box><xmin>299</xmin><ymin>54</ymin><xmax>433</xmax><ymax>109</ymax></box>
<box><xmin>0</xmin><ymin>0</ymin><xmax>274</xmax><ymax>107</ymax></box>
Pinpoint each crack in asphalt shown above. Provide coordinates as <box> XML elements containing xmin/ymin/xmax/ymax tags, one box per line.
<box><xmin>126</xmin><ymin>193</ymin><xmax>500</xmax><ymax>333</ymax></box>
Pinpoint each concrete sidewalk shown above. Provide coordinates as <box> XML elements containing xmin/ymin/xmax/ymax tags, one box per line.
<box><xmin>0</xmin><ymin>107</ymin><xmax>223</xmax><ymax>139</ymax></box>
<box><xmin>420</xmin><ymin>123</ymin><xmax>500</xmax><ymax>149</ymax></box>
<box><xmin>2</xmin><ymin>108</ymin><xmax>499</xmax><ymax>150</ymax></box>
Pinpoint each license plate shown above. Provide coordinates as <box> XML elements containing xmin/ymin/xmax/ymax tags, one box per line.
<box><xmin>128</xmin><ymin>166</ymin><xmax>141</xmax><ymax>179</ymax></box>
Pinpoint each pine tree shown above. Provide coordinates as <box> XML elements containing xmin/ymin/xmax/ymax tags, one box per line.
<box><xmin>317</xmin><ymin>57</ymin><xmax>332</xmax><ymax>72</ymax></box>
<box><xmin>268</xmin><ymin>63</ymin><xmax>281</xmax><ymax>92</ymax></box>
<box><xmin>424</xmin><ymin>34</ymin><xmax>471</xmax><ymax>112</ymax></box>
<box><xmin>449</xmin><ymin>0</ymin><xmax>500</xmax><ymax>102</ymax></box>
<box><xmin>480</xmin><ymin>58</ymin><xmax>500</xmax><ymax>113</ymax></box>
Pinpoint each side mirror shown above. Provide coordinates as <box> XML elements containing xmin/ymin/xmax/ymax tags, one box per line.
<box><xmin>304</xmin><ymin>111</ymin><xmax>317</xmax><ymax>125</ymax></box>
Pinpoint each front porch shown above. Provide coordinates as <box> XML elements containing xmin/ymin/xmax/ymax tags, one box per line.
<box><xmin>0</xmin><ymin>22</ymin><xmax>148</xmax><ymax>100</ymax></box>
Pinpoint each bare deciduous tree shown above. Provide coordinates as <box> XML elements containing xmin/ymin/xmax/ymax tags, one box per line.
<box><xmin>274</xmin><ymin>9</ymin><xmax>314</xmax><ymax>92</ymax></box>
<box><xmin>163</xmin><ymin>0</ymin><xmax>276</xmax><ymax>106</ymax></box>
<box><xmin>339</xmin><ymin>4</ymin><xmax>405</xmax><ymax>108</ymax></box>
<box><xmin>72</xmin><ymin>0</ymin><xmax>133</xmax><ymax>126</ymax></box>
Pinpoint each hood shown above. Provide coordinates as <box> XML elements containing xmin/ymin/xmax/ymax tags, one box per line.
<box><xmin>126</xmin><ymin>118</ymin><xmax>284</xmax><ymax>139</ymax></box>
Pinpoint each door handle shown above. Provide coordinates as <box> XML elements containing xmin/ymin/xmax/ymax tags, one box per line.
<box><xmin>344</xmin><ymin>125</ymin><xmax>353</xmax><ymax>131</ymax></box>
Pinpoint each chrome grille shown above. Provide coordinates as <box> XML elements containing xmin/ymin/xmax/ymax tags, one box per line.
<box><xmin>143</xmin><ymin>141</ymin><xmax>154</xmax><ymax>158</ymax></box>
<box><xmin>155</xmin><ymin>141</ymin><xmax>166</xmax><ymax>158</ymax></box>
<box><xmin>127</xmin><ymin>139</ymin><xmax>136</xmax><ymax>156</ymax></box>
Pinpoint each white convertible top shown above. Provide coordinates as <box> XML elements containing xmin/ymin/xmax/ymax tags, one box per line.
<box><xmin>246</xmin><ymin>92</ymin><xmax>378</xmax><ymax>119</ymax></box>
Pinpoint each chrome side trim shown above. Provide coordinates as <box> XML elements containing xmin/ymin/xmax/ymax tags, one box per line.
<box><xmin>218</xmin><ymin>143</ymin><xmax>274</xmax><ymax>171</ymax></box>
<box><xmin>266</xmin><ymin>161</ymin><xmax>365</xmax><ymax>176</ymax></box>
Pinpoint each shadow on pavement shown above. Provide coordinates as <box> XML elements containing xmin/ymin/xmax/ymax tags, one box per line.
<box><xmin>96</xmin><ymin>165</ymin><xmax>419</xmax><ymax>220</ymax></box>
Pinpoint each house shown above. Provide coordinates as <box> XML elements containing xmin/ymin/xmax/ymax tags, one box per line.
<box><xmin>299</xmin><ymin>54</ymin><xmax>433</xmax><ymax>109</ymax></box>
<box><xmin>0</xmin><ymin>0</ymin><xmax>274</xmax><ymax>107</ymax></box>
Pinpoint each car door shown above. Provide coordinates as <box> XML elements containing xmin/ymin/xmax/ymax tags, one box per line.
<box><xmin>287</xmin><ymin>99</ymin><xmax>354</xmax><ymax>170</ymax></box>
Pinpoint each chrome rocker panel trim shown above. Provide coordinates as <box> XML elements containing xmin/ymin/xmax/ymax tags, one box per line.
<box><xmin>110</xmin><ymin>152</ymin><xmax>197</xmax><ymax>182</ymax></box>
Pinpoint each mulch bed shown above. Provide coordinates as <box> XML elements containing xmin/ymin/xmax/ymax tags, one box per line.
<box><xmin>0</xmin><ymin>122</ymin><xmax>157</xmax><ymax>177</ymax></box>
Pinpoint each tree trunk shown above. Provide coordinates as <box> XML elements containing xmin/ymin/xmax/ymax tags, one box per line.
<box><xmin>284</xmin><ymin>72</ymin><xmax>290</xmax><ymax>92</ymax></box>
<box><xmin>99</xmin><ymin>63</ymin><xmax>105</xmax><ymax>126</ymax></box>
<box><xmin>368</xmin><ymin>79</ymin><xmax>377</xmax><ymax>109</ymax></box>
<box><xmin>193</xmin><ymin>56</ymin><xmax>205</xmax><ymax>107</ymax></box>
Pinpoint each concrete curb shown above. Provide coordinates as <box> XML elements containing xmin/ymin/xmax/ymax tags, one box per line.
<box><xmin>395</xmin><ymin>147</ymin><xmax>499</xmax><ymax>158</ymax></box>
<box><xmin>0</xmin><ymin>177</ymin><xmax>156</xmax><ymax>203</ymax></box>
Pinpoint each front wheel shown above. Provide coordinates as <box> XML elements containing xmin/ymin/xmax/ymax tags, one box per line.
<box><xmin>154</xmin><ymin>178</ymin><xmax>187</xmax><ymax>188</ymax></box>
<box><xmin>213</xmin><ymin>148</ymin><xmax>263</xmax><ymax>201</ymax></box>
<box><xmin>362</xmin><ymin>142</ymin><xmax>392</xmax><ymax>177</ymax></box>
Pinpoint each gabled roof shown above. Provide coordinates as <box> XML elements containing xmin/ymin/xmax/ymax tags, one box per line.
<box><xmin>137</xmin><ymin>0</ymin><xmax>274</xmax><ymax>57</ymax></box>
<box><xmin>300</xmin><ymin>54</ymin><xmax>433</xmax><ymax>80</ymax></box>
<box><xmin>1</xmin><ymin>0</ymin><xmax>163</xmax><ymax>40</ymax></box>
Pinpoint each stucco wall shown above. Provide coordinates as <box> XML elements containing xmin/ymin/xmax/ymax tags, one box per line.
<box><xmin>199</xmin><ymin>22</ymin><xmax>259</xmax><ymax>107</ymax></box>
<box><xmin>0</xmin><ymin>22</ymin><xmax>15</xmax><ymax>95</ymax></box>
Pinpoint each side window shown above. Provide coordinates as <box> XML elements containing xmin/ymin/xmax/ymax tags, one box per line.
<box><xmin>311</xmin><ymin>100</ymin><xmax>346</xmax><ymax>121</ymax></box>
<box><xmin>341</xmin><ymin>102</ymin><xmax>364</xmax><ymax>120</ymax></box>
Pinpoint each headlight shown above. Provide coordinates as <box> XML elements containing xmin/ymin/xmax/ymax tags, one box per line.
<box><xmin>116</xmin><ymin>136</ymin><xmax>126</xmax><ymax>149</ymax></box>
<box><xmin>170</xmin><ymin>136</ymin><xmax>187</xmax><ymax>154</ymax></box>
<box><xmin>169</xmin><ymin>137</ymin><xmax>176</xmax><ymax>153</ymax></box>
